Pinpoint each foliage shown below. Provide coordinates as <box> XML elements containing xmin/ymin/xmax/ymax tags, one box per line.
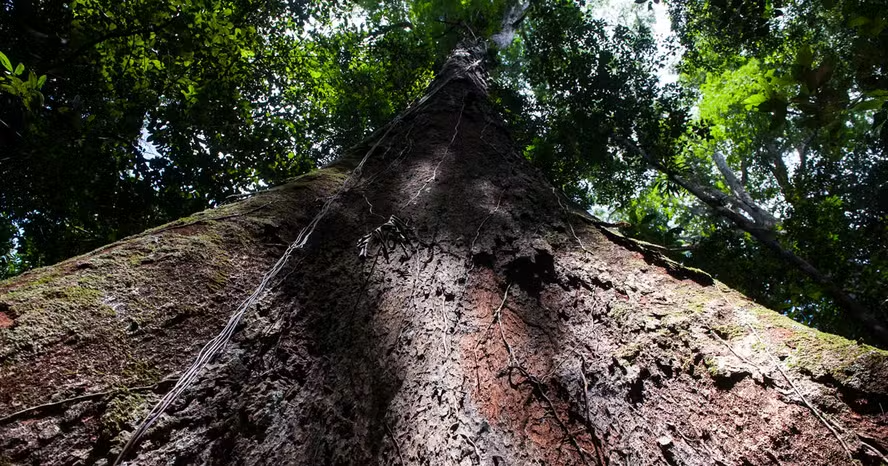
<box><xmin>0</xmin><ymin>51</ymin><xmax>47</xmax><ymax>112</ymax></box>
<box><xmin>0</xmin><ymin>0</ymin><xmax>438</xmax><ymax>275</ymax></box>
<box><xmin>628</xmin><ymin>0</ymin><xmax>888</xmax><ymax>337</ymax></box>
<box><xmin>493</xmin><ymin>0</ymin><xmax>674</xmax><ymax>206</ymax></box>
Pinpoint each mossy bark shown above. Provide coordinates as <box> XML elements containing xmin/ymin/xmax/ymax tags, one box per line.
<box><xmin>1</xmin><ymin>46</ymin><xmax>887</xmax><ymax>466</ymax></box>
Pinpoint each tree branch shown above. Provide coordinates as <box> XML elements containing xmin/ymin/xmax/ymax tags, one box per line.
<box><xmin>711</xmin><ymin>150</ymin><xmax>779</xmax><ymax>229</ymax></box>
<box><xmin>60</xmin><ymin>15</ymin><xmax>182</xmax><ymax>67</ymax></box>
<box><xmin>618</xmin><ymin>137</ymin><xmax>765</xmax><ymax>235</ymax></box>
<box><xmin>796</xmin><ymin>131</ymin><xmax>816</xmax><ymax>177</ymax></box>
<box><xmin>491</xmin><ymin>1</ymin><xmax>530</xmax><ymax>47</ymax></box>
<box><xmin>764</xmin><ymin>143</ymin><xmax>793</xmax><ymax>200</ymax></box>
<box><xmin>619</xmin><ymin>137</ymin><xmax>888</xmax><ymax>346</ymax></box>
<box><xmin>368</xmin><ymin>21</ymin><xmax>414</xmax><ymax>38</ymax></box>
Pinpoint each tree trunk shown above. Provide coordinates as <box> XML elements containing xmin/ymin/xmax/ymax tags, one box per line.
<box><xmin>2</xmin><ymin>45</ymin><xmax>888</xmax><ymax>466</ymax></box>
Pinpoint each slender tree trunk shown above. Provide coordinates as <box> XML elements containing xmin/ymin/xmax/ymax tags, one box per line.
<box><xmin>2</xmin><ymin>45</ymin><xmax>888</xmax><ymax>466</ymax></box>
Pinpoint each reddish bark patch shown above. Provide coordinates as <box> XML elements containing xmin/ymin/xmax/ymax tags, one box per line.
<box><xmin>0</xmin><ymin>312</ymin><xmax>12</xmax><ymax>329</ymax></box>
<box><xmin>767</xmin><ymin>326</ymin><xmax>796</xmax><ymax>345</ymax></box>
<box><xmin>461</xmin><ymin>268</ymin><xmax>598</xmax><ymax>463</ymax></box>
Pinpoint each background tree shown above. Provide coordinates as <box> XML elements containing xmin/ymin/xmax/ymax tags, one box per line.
<box><xmin>655</xmin><ymin>0</ymin><xmax>888</xmax><ymax>340</ymax></box>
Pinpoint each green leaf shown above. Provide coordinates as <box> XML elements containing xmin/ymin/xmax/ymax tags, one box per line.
<box><xmin>848</xmin><ymin>16</ymin><xmax>870</xmax><ymax>28</ymax></box>
<box><xmin>0</xmin><ymin>52</ymin><xmax>11</xmax><ymax>72</ymax></box>
<box><xmin>743</xmin><ymin>93</ymin><xmax>769</xmax><ymax>109</ymax></box>
<box><xmin>851</xmin><ymin>99</ymin><xmax>884</xmax><ymax>112</ymax></box>
<box><xmin>37</xmin><ymin>75</ymin><xmax>46</xmax><ymax>88</ymax></box>
<box><xmin>796</xmin><ymin>44</ymin><xmax>813</xmax><ymax>68</ymax></box>
<box><xmin>14</xmin><ymin>63</ymin><xmax>24</xmax><ymax>76</ymax></box>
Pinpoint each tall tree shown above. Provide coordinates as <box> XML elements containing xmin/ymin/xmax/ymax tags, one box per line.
<box><xmin>2</xmin><ymin>4</ymin><xmax>888</xmax><ymax>464</ymax></box>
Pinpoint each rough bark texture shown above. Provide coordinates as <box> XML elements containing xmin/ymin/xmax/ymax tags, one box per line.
<box><xmin>2</xmin><ymin>47</ymin><xmax>888</xmax><ymax>466</ymax></box>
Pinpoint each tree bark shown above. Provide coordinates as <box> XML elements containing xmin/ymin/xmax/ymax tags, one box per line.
<box><xmin>2</xmin><ymin>46</ymin><xmax>888</xmax><ymax>466</ymax></box>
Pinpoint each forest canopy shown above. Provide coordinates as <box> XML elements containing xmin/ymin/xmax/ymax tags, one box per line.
<box><xmin>1</xmin><ymin>0</ymin><xmax>886</xmax><ymax>343</ymax></box>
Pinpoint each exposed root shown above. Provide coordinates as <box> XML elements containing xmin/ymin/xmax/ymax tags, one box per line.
<box><xmin>573</xmin><ymin>350</ymin><xmax>608</xmax><ymax>466</ymax></box>
<box><xmin>480</xmin><ymin>282</ymin><xmax>596</xmax><ymax>465</ymax></box>
<box><xmin>470</xmin><ymin>194</ymin><xmax>503</xmax><ymax>255</ymax></box>
<box><xmin>707</xmin><ymin>327</ymin><xmax>768</xmax><ymax>384</ymax></box>
<box><xmin>479</xmin><ymin>119</ymin><xmax>515</xmax><ymax>162</ymax></box>
<box><xmin>362</xmin><ymin>193</ymin><xmax>387</xmax><ymax>220</ymax></box>
<box><xmin>476</xmin><ymin>283</ymin><xmax>512</xmax><ymax>351</ymax></box>
<box><xmin>714</xmin><ymin>281</ymin><xmax>888</xmax><ymax>464</ymax></box>
<box><xmin>361</xmin><ymin>121</ymin><xmax>417</xmax><ymax>188</ymax></box>
<box><xmin>357</xmin><ymin>215</ymin><xmax>414</xmax><ymax>262</ymax></box>
<box><xmin>552</xmin><ymin>187</ymin><xmax>588</xmax><ymax>253</ymax></box>
<box><xmin>461</xmin><ymin>433</ymin><xmax>482</xmax><ymax>464</ymax></box>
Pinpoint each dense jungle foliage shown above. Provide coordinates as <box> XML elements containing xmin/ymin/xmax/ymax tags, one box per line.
<box><xmin>1</xmin><ymin>0</ymin><xmax>885</xmax><ymax>343</ymax></box>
